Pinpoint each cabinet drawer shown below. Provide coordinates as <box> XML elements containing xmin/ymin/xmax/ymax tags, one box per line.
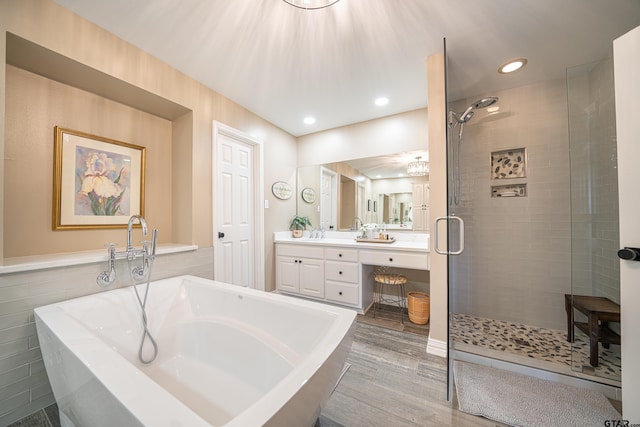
<box><xmin>325</xmin><ymin>261</ymin><xmax>359</xmax><ymax>283</ymax></box>
<box><xmin>325</xmin><ymin>281</ymin><xmax>359</xmax><ymax>306</ymax></box>
<box><xmin>325</xmin><ymin>247</ymin><xmax>358</xmax><ymax>262</ymax></box>
<box><xmin>276</xmin><ymin>244</ymin><xmax>324</xmax><ymax>259</ymax></box>
<box><xmin>359</xmin><ymin>250</ymin><xmax>428</xmax><ymax>269</ymax></box>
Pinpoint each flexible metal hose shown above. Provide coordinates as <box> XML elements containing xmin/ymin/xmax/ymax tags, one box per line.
<box><xmin>128</xmin><ymin>259</ymin><xmax>158</xmax><ymax>365</ymax></box>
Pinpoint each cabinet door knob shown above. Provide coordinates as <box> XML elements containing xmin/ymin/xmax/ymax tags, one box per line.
<box><xmin>339</xmin><ymin>253</ymin><xmax>342</xmax><ymax>257</ymax></box>
<box><xmin>339</xmin><ymin>271</ymin><xmax>343</xmax><ymax>275</ymax></box>
<box><xmin>339</xmin><ymin>291</ymin><xmax>343</xmax><ymax>295</ymax></box>
<box><xmin>389</xmin><ymin>257</ymin><xmax>393</xmax><ymax>262</ymax></box>
<box><xmin>294</xmin><ymin>260</ymin><xmax>298</xmax><ymax>263</ymax></box>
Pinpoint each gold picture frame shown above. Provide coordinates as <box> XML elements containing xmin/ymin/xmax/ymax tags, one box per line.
<box><xmin>52</xmin><ymin>126</ymin><xmax>146</xmax><ymax>230</ymax></box>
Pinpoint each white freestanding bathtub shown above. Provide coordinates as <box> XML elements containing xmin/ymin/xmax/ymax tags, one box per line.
<box><xmin>34</xmin><ymin>275</ymin><xmax>356</xmax><ymax>427</ymax></box>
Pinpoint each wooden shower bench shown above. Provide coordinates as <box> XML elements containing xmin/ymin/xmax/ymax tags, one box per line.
<box><xmin>564</xmin><ymin>294</ymin><xmax>620</xmax><ymax>367</ymax></box>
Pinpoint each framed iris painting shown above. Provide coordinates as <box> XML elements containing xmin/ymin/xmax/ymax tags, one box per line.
<box><xmin>52</xmin><ymin>126</ymin><xmax>146</xmax><ymax>230</ymax></box>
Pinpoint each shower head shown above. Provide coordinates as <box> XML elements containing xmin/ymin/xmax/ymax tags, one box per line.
<box><xmin>449</xmin><ymin>110</ymin><xmax>474</xmax><ymax>126</ymax></box>
<box><xmin>449</xmin><ymin>96</ymin><xmax>499</xmax><ymax>126</ymax></box>
<box><xmin>459</xmin><ymin>109</ymin><xmax>475</xmax><ymax>123</ymax></box>
<box><xmin>471</xmin><ymin>97</ymin><xmax>499</xmax><ymax>109</ymax></box>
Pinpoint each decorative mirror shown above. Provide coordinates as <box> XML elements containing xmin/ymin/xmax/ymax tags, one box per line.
<box><xmin>272</xmin><ymin>181</ymin><xmax>292</xmax><ymax>200</ymax></box>
<box><xmin>301</xmin><ymin>188</ymin><xmax>316</xmax><ymax>203</ymax></box>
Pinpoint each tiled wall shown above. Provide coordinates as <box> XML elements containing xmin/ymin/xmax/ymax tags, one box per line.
<box><xmin>450</xmin><ymin>78</ymin><xmax>572</xmax><ymax>331</ymax></box>
<box><xmin>567</xmin><ymin>56</ymin><xmax>620</xmax><ymax>305</ymax></box>
<box><xmin>0</xmin><ymin>248</ymin><xmax>214</xmax><ymax>425</ymax></box>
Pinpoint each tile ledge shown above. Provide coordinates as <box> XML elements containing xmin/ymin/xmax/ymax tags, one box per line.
<box><xmin>0</xmin><ymin>243</ymin><xmax>198</xmax><ymax>275</ymax></box>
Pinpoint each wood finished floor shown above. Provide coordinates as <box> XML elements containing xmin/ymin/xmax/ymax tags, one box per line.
<box><xmin>320</xmin><ymin>312</ymin><xmax>504</xmax><ymax>427</ymax></box>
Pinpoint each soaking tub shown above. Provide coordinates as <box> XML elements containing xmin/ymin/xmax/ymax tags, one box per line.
<box><xmin>34</xmin><ymin>275</ymin><xmax>356</xmax><ymax>427</ymax></box>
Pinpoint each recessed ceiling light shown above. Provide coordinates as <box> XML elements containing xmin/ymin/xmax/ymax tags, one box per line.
<box><xmin>303</xmin><ymin>117</ymin><xmax>316</xmax><ymax>125</ymax></box>
<box><xmin>397</xmin><ymin>173</ymin><xmax>405</xmax><ymax>177</ymax></box>
<box><xmin>375</xmin><ymin>97</ymin><xmax>389</xmax><ymax>106</ymax></box>
<box><xmin>283</xmin><ymin>0</ymin><xmax>340</xmax><ymax>10</ymax></box>
<box><xmin>498</xmin><ymin>58</ymin><xmax>528</xmax><ymax>74</ymax></box>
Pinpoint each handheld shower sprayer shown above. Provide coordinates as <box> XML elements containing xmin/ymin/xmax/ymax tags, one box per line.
<box><xmin>449</xmin><ymin>97</ymin><xmax>498</xmax><ymax>126</ymax></box>
<box><xmin>449</xmin><ymin>96</ymin><xmax>499</xmax><ymax>206</ymax></box>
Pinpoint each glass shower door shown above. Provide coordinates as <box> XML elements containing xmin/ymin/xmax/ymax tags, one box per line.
<box><xmin>443</xmin><ymin>38</ymin><xmax>468</xmax><ymax>401</ymax></box>
<box><xmin>567</xmin><ymin>56</ymin><xmax>621</xmax><ymax>383</ymax></box>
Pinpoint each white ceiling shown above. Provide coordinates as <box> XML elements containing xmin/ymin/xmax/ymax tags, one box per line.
<box><xmin>345</xmin><ymin>150</ymin><xmax>428</xmax><ymax>180</ymax></box>
<box><xmin>53</xmin><ymin>0</ymin><xmax>640</xmax><ymax>137</ymax></box>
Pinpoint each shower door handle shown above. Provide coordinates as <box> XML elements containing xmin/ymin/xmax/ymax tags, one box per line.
<box><xmin>618</xmin><ymin>247</ymin><xmax>640</xmax><ymax>261</ymax></box>
<box><xmin>434</xmin><ymin>216</ymin><xmax>465</xmax><ymax>255</ymax></box>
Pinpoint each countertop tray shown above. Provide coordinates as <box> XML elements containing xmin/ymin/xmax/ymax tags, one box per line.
<box><xmin>354</xmin><ymin>237</ymin><xmax>396</xmax><ymax>244</ymax></box>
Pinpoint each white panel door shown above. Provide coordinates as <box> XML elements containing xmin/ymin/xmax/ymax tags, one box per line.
<box><xmin>614</xmin><ymin>24</ymin><xmax>640</xmax><ymax>423</ymax></box>
<box><xmin>320</xmin><ymin>168</ymin><xmax>337</xmax><ymax>230</ymax></box>
<box><xmin>357</xmin><ymin>184</ymin><xmax>366</xmax><ymax>224</ymax></box>
<box><xmin>216</xmin><ymin>133</ymin><xmax>253</xmax><ymax>287</ymax></box>
<box><xmin>412</xmin><ymin>183</ymin><xmax>430</xmax><ymax>231</ymax></box>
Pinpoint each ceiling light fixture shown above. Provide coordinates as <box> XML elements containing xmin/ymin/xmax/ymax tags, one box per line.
<box><xmin>375</xmin><ymin>97</ymin><xmax>389</xmax><ymax>106</ymax></box>
<box><xmin>303</xmin><ymin>117</ymin><xmax>316</xmax><ymax>125</ymax></box>
<box><xmin>498</xmin><ymin>58</ymin><xmax>528</xmax><ymax>74</ymax></box>
<box><xmin>407</xmin><ymin>156</ymin><xmax>429</xmax><ymax>176</ymax></box>
<box><xmin>283</xmin><ymin>0</ymin><xmax>340</xmax><ymax>10</ymax></box>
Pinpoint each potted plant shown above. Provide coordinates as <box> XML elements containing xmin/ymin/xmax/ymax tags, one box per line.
<box><xmin>289</xmin><ymin>215</ymin><xmax>312</xmax><ymax>238</ymax></box>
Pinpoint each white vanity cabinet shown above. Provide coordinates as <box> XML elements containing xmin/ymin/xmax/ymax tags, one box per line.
<box><xmin>276</xmin><ymin>244</ymin><xmax>325</xmax><ymax>298</ymax></box>
<box><xmin>324</xmin><ymin>248</ymin><xmax>360</xmax><ymax>307</ymax></box>
<box><xmin>359</xmin><ymin>250</ymin><xmax>429</xmax><ymax>270</ymax></box>
<box><xmin>275</xmin><ymin>237</ymin><xmax>429</xmax><ymax>312</ymax></box>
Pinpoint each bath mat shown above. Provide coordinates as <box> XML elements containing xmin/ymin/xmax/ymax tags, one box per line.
<box><xmin>453</xmin><ymin>361</ymin><xmax>620</xmax><ymax>427</ymax></box>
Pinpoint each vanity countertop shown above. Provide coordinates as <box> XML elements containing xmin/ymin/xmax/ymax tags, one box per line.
<box><xmin>274</xmin><ymin>231</ymin><xmax>429</xmax><ymax>252</ymax></box>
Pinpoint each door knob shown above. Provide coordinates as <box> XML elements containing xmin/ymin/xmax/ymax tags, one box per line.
<box><xmin>618</xmin><ymin>247</ymin><xmax>640</xmax><ymax>261</ymax></box>
<box><xmin>218</xmin><ymin>232</ymin><xmax>225</xmax><ymax>239</ymax></box>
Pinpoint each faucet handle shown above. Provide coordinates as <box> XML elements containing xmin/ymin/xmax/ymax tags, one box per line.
<box><xmin>150</xmin><ymin>229</ymin><xmax>158</xmax><ymax>256</ymax></box>
<box><xmin>104</xmin><ymin>243</ymin><xmax>117</xmax><ymax>256</ymax></box>
<box><xmin>140</xmin><ymin>229</ymin><xmax>159</xmax><ymax>257</ymax></box>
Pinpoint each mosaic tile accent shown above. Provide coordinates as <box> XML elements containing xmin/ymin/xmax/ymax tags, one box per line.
<box><xmin>491</xmin><ymin>147</ymin><xmax>526</xmax><ymax>179</ymax></box>
<box><xmin>450</xmin><ymin>314</ymin><xmax>621</xmax><ymax>381</ymax></box>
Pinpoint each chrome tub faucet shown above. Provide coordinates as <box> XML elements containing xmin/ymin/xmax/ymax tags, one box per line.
<box><xmin>97</xmin><ymin>215</ymin><xmax>158</xmax><ymax>287</ymax></box>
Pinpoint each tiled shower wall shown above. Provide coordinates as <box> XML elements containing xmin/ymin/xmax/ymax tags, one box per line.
<box><xmin>450</xmin><ymin>78</ymin><xmax>572</xmax><ymax>331</ymax></box>
<box><xmin>0</xmin><ymin>248</ymin><xmax>214</xmax><ymax>425</ymax></box>
<box><xmin>567</xmin><ymin>57</ymin><xmax>620</xmax><ymax>304</ymax></box>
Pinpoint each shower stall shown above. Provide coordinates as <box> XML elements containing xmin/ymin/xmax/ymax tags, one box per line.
<box><xmin>446</xmin><ymin>54</ymin><xmax>621</xmax><ymax>386</ymax></box>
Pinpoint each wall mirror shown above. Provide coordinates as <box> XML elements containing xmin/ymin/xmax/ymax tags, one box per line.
<box><xmin>296</xmin><ymin>151</ymin><xmax>429</xmax><ymax>232</ymax></box>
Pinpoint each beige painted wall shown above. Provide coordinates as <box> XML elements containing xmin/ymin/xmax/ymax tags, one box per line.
<box><xmin>297</xmin><ymin>108</ymin><xmax>428</xmax><ymax>166</ymax></box>
<box><xmin>426</xmin><ymin>53</ymin><xmax>448</xmax><ymax>349</ymax></box>
<box><xmin>0</xmin><ymin>0</ymin><xmax>298</xmax><ymax>289</ymax></box>
<box><xmin>0</xmin><ymin>0</ymin><xmax>298</xmax><ymax>422</ymax></box>
<box><xmin>4</xmin><ymin>65</ymin><xmax>174</xmax><ymax>257</ymax></box>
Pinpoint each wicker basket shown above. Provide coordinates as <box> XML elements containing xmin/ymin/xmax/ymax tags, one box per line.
<box><xmin>407</xmin><ymin>292</ymin><xmax>430</xmax><ymax>325</ymax></box>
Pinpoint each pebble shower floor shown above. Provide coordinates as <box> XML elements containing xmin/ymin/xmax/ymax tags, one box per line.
<box><xmin>450</xmin><ymin>313</ymin><xmax>621</xmax><ymax>382</ymax></box>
